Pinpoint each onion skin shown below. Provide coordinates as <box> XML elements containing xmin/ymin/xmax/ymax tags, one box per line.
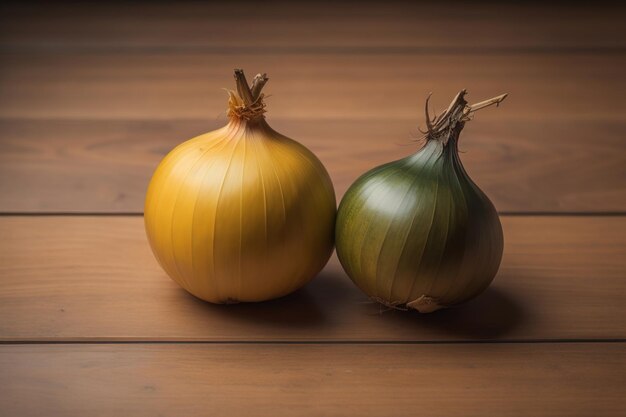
<box><xmin>335</xmin><ymin>91</ymin><xmax>504</xmax><ymax>312</ymax></box>
<box><xmin>145</xmin><ymin>70</ymin><xmax>336</xmax><ymax>303</ymax></box>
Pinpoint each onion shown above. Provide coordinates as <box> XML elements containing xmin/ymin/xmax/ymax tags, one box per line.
<box><xmin>145</xmin><ymin>69</ymin><xmax>336</xmax><ymax>303</ymax></box>
<box><xmin>335</xmin><ymin>90</ymin><xmax>506</xmax><ymax>313</ymax></box>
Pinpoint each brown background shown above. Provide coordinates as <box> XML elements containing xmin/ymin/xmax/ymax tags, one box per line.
<box><xmin>0</xmin><ymin>2</ymin><xmax>625</xmax><ymax>416</ymax></box>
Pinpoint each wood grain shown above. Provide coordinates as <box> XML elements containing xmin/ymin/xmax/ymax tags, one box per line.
<box><xmin>1</xmin><ymin>2</ymin><xmax>624</xmax><ymax>50</ymax></box>
<box><xmin>0</xmin><ymin>216</ymin><xmax>624</xmax><ymax>342</ymax></box>
<box><xmin>1</xmin><ymin>119</ymin><xmax>624</xmax><ymax>213</ymax></box>
<box><xmin>1</xmin><ymin>343</ymin><xmax>624</xmax><ymax>417</ymax></box>
<box><xmin>1</xmin><ymin>52</ymin><xmax>624</xmax><ymax>121</ymax></box>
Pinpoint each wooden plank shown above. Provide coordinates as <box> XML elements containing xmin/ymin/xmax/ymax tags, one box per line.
<box><xmin>1</xmin><ymin>343</ymin><xmax>624</xmax><ymax>417</ymax></box>
<box><xmin>0</xmin><ymin>52</ymin><xmax>624</xmax><ymax>121</ymax></box>
<box><xmin>0</xmin><ymin>216</ymin><xmax>624</xmax><ymax>342</ymax></box>
<box><xmin>1</xmin><ymin>2</ymin><xmax>624</xmax><ymax>50</ymax></box>
<box><xmin>1</xmin><ymin>119</ymin><xmax>624</xmax><ymax>213</ymax></box>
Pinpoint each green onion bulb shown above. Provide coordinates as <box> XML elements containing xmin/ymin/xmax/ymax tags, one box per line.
<box><xmin>335</xmin><ymin>90</ymin><xmax>506</xmax><ymax>313</ymax></box>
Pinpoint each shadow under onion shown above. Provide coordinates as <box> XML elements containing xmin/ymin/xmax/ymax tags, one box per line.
<box><xmin>364</xmin><ymin>285</ymin><xmax>525</xmax><ymax>340</ymax></box>
<box><xmin>173</xmin><ymin>277</ymin><xmax>336</xmax><ymax>331</ymax></box>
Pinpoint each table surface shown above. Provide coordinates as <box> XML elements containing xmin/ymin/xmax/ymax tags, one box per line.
<box><xmin>1</xmin><ymin>2</ymin><xmax>625</xmax><ymax>416</ymax></box>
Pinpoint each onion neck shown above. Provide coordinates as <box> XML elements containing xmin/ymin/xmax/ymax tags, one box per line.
<box><xmin>226</xmin><ymin>115</ymin><xmax>271</xmax><ymax>132</ymax></box>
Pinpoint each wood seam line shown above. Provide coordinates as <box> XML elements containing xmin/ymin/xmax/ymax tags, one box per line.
<box><xmin>1</xmin><ymin>339</ymin><xmax>625</xmax><ymax>345</ymax></box>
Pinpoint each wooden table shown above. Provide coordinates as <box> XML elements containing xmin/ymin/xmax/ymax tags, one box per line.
<box><xmin>1</xmin><ymin>2</ymin><xmax>625</xmax><ymax>416</ymax></box>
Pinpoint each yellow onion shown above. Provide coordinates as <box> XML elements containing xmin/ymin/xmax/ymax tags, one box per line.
<box><xmin>335</xmin><ymin>90</ymin><xmax>506</xmax><ymax>313</ymax></box>
<box><xmin>145</xmin><ymin>69</ymin><xmax>336</xmax><ymax>303</ymax></box>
